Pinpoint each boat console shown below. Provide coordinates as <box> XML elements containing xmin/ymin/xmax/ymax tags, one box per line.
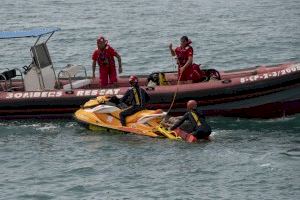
<box><xmin>0</xmin><ymin>28</ymin><xmax>91</xmax><ymax>92</ymax></box>
<box><xmin>24</xmin><ymin>42</ymin><xmax>56</xmax><ymax>91</ymax></box>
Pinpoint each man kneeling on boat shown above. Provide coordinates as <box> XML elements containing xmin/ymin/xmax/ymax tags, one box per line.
<box><xmin>119</xmin><ymin>75</ymin><xmax>150</xmax><ymax>126</ymax></box>
<box><xmin>169</xmin><ymin>100</ymin><xmax>212</xmax><ymax>140</ymax></box>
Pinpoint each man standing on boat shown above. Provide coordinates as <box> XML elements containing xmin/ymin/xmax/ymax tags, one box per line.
<box><xmin>92</xmin><ymin>35</ymin><xmax>122</xmax><ymax>87</ymax></box>
<box><xmin>119</xmin><ymin>75</ymin><xmax>150</xmax><ymax>127</ymax></box>
<box><xmin>169</xmin><ymin>36</ymin><xmax>202</xmax><ymax>82</ymax></box>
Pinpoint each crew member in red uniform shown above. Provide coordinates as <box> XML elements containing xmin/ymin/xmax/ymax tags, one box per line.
<box><xmin>169</xmin><ymin>36</ymin><xmax>202</xmax><ymax>82</ymax></box>
<box><xmin>92</xmin><ymin>35</ymin><xmax>122</xmax><ymax>87</ymax></box>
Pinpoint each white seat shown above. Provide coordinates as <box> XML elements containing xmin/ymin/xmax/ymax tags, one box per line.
<box><xmin>59</xmin><ymin>64</ymin><xmax>86</xmax><ymax>78</ymax></box>
<box><xmin>58</xmin><ymin>64</ymin><xmax>90</xmax><ymax>90</ymax></box>
<box><xmin>63</xmin><ymin>79</ymin><xmax>91</xmax><ymax>90</ymax></box>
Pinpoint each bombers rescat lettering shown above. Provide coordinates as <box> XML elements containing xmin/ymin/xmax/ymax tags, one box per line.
<box><xmin>6</xmin><ymin>91</ymin><xmax>63</xmax><ymax>99</ymax></box>
<box><xmin>75</xmin><ymin>89</ymin><xmax>120</xmax><ymax>96</ymax></box>
<box><xmin>5</xmin><ymin>89</ymin><xmax>121</xmax><ymax>99</ymax></box>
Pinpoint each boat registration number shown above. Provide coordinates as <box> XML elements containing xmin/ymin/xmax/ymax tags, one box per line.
<box><xmin>240</xmin><ymin>64</ymin><xmax>300</xmax><ymax>84</ymax></box>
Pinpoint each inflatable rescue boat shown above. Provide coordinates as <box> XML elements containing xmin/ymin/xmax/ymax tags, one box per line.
<box><xmin>1</xmin><ymin>28</ymin><xmax>300</xmax><ymax>119</ymax></box>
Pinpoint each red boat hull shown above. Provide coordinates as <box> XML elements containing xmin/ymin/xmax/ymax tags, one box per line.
<box><xmin>1</xmin><ymin>62</ymin><xmax>300</xmax><ymax>119</ymax></box>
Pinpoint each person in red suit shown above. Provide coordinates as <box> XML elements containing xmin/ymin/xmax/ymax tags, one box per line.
<box><xmin>169</xmin><ymin>36</ymin><xmax>203</xmax><ymax>82</ymax></box>
<box><xmin>92</xmin><ymin>35</ymin><xmax>122</xmax><ymax>87</ymax></box>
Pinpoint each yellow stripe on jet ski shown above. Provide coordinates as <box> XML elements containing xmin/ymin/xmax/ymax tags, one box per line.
<box><xmin>156</xmin><ymin>126</ymin><xmax>181</xmax><ymax>140</ymax></box>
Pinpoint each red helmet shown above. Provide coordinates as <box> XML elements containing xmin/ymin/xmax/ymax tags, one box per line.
<box><xmin>97</xmin><ymin>35</ymin><xmax>108</xmax><ymax>44</ymax></box>
<box><xmin>129</xmin><ymin>75</ymin><xmax>138</xmax><ymax>84</ymax></box>
<box><xmin>187</xmin><ymin>100</ymin><xmax>197</xmax><ymax>110</ymax></box>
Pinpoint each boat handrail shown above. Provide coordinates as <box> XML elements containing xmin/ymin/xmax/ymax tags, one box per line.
<box><xmin>57</xmin><ymin>64</ymin><xmax>88</xmax><ymax>90</ymax></box>
<box><xmin>0</xmin><ymin>68</ymin><xmax>24</xmax><ymax>91</ymax></box>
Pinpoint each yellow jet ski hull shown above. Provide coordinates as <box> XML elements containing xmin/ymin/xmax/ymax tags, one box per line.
<box><xmin>75</xmin><ymin>108</ymin><xmax>164</xmax><ymax>138</ymax></box>
<box><xmin>74</xmin><ymin>95</ymin><xmax>182</xmax><ymax>139</ymax></box>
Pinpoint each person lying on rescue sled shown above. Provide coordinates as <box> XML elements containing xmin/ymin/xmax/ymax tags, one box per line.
<box><xmin>119</xmin><ymin>75</ymin><xmax>150</xmax><ymax>126</ymax></box>
<box><xmin>92</xmin><ymin>35</ymin><xmax>122</xmax><ymax>87</ymax></box>
<box><xmin>170</xmin><ymin>100</ymin><xmax>212</xmax><ymax>140</ymax></box>
<box><xmin>169</xmin><ymin>36</ymin><xmax>203</xmax><ymax>82</ymax></box>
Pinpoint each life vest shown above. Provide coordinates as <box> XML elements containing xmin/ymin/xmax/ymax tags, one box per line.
<box><xmin>191</xmin><ymin>111</ymin><xmax>201</xmax><ymax>126</ymax></box>
<box><xmin>132</xmin><ymin>87</ymin><xmax>142</xmax><ymax>106</ymax></box>
<box><xmin>175</xmin><ymin>45</ymin><xmax>193</xmax><ymax>67</ymax></box>
<box><xmin>158</xmin><ymin>73</ymin><xmax>168</xmax><ymax>85</ymax></box>
<box><xmin>147</xmin><ymin>72</ymin><xmax>168</xmax><ymax>86</ymax></box>
<box><xmin>97</xmin><ymin>45</ymin><xmax>115</xmax><ymax>67</ymax></box>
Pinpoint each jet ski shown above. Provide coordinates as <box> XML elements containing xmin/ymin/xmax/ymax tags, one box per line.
<box><xmin>74</xmin><ymin>95</ymin><xmax>210</xmax><ymax>143</ymax></box>
<box><xmin>74</xmin><ymin>95</ymin><xmax>182</xmax><ymax>139</ymax></box>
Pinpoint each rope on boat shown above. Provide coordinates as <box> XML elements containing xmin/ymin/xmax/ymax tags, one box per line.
<box><xmin>154</xmin><ymin>56</ymin><xmax>184</xmax><ymax>138</ymax></box>
<box><xmin>165</xmin><ymin>71</ymin><xmax>182</xmax><ymax>115</ymax></box>
<box><xmin>165</xmin><ymin>55</ymin><xmax>182</xmax><ymax>115</ymax></box>
<box><xmin>157</xmin><ymin>60</ymin><xmax>183</xmax><ymax>133</ymax></box>
<box><xmin>156</xmin><ymin>71</ymin><xmax>183</xmax><ymax>138</ymax></box>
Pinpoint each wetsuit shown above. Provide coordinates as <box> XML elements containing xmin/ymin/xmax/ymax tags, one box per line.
<box><xmin>119</xmin><ymin>85</ymin><xmax>150</xmax><ymax>126</ymax></box>
<box><xmin>170</xmin><ymin>108</ymin><xmax>211</xmax><ymax>139</ymax></box>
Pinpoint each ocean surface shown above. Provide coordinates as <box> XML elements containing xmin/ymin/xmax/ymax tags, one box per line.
<box><xmin>0</xmin><ymin>0</ymin><xmax>300</xmax><ymax>199</ymax></box>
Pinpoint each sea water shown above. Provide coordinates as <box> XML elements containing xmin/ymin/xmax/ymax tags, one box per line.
<box><xmin>0</xmin><ymin>0</ymin><xmax>299</xmax><ymax>199</ymax></box>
